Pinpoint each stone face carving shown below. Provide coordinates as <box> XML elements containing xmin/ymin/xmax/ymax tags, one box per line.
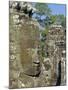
<box><xmin>45</xmin><ymin>25</ymin><xmax>66</xmax><ymax>86</ymax></box>
<box><xmin>24</xmin><ymin>53</ymin><xmax>41</xmax><ymax>77</ymax></box>
<box><xmin>9</xmin><ymin>1</ymin><xmax>41</xmax><ymax>88</ymax></box>
<box><xmin>43</xmin><ymin>60</ymin><xmax>51</xmax><ymax>71</ymax></box>
<box><xmin>9</xmin><ymin>1</ymin><xmax>66</xmax><ymax>88</ymax></box>
<box><xmin>24</xmin><ymin>64</ymin><xmax>41</xmax><ymax>77</ymax></box>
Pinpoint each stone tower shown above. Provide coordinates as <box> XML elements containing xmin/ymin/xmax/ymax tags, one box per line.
<box><xmin>45</xmin><ymin>23</ymin><xmax>66</xmax><ymax>85</ymax></box>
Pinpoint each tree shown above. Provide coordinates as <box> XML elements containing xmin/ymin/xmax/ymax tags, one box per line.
<box><xmin>57</xmin><ymin>15</ymin><xmax>66</xmax><ymax>28</ymax></box>
<box><xmin>44</xmin><ymin>16</ymin><xmax>53</xmax><ymax>28</ymax></box>
<box><xmin>35</xmin><ymin>3</ymin><xmax>51</xmax><ymax>16</ymax></box>
<box><xmin>35</xmin><ymin>3</ymin><xmax>52</xmax><ymax>27</ymax></box>
<box><xmin>50</xmin><ymin>15</ymin><xmax>57</xmax><ymax>24</ymax></box>
<box><xmin>50</xmin><ymin>15</ymin><xmax>66</xmax><ymax>28</ymax></box>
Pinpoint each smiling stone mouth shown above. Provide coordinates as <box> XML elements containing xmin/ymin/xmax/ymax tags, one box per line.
<box><xmin>33</xmin><ymin>60</ymin><xmax>40</xmax><ymax>64</ymax></box>
<box><xmin>23</xmin><ymin>59</ymin><xmax>41</xmax><ymax>77</ymax></box>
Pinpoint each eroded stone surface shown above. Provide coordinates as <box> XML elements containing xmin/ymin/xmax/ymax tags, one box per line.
<box><xmin>9</xmin><ymin>1</ymin><xmax>66</xmax><ymax>88</ymax></box>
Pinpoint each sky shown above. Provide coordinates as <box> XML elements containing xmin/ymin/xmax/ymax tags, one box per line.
<box><xmin>48</xmin><ymin>4</ymin><xmax>66</xmax><ymax>16</ymax></box>
<box><xmin>32</xmin><ymin>2</ymin><xmax>66</xmax><ymax>16</ymax></box>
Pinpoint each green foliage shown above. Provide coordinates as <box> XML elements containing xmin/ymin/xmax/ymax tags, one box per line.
<box><xmin>35</xmin><ymin>3</ymin><xmax>52</xmax><ymax>28</ymax></box>
<box><xmin>50</xmin><ymin>14</ymin><xmax>66</xmax><ymax>28</ymax></box>
<box><xmin>41</xmin><ymin>29</ymin><xmax>49</xmax><ymax>37</ymax></box>
<box><xmin>35</xmin><ymin>3</ymin><xmax>51</xmax><ymax>16</ymax></box>
<box><xmin>40</xmin><ymin>28</ymin><xmax>49</xmax><ymax>59</ymax></box>
<box><xmin>44</xmin><ymin>16</ymin><xmax>53</xmax><ymax>28</ymax></box>
<box><xmin>58</xmin><ymin>15</ymin><xmax>66</xmax><ymax>28</ymax></box>
<box><xmin>50</xmin><ymin>15</ymin><xmax>57</xmax><ymax>24</ymax></box>
<box><xmin>35</xmin><ymin>3</ymin><xmax>66</xmax><ymax>28</ymax></box>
